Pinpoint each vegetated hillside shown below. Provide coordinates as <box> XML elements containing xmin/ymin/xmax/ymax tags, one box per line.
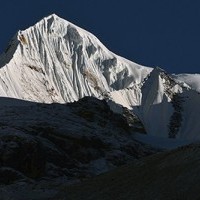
<box><xmin>60</xmin><ymin>143</ymin><xmax>200</xmax><ymax>200</ymax></box>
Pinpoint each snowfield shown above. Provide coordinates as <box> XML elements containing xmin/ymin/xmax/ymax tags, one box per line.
<box><xmin>0</xmin><ymin>14</ymin><xmax>151</xmax><ymax>103</ymax></box>
<box><xmin>173</xmin><ymin>73</ymin><xmax>200</xmax><ymax>92</ymax></box>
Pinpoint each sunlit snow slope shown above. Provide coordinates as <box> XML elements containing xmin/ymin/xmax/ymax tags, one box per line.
<box><xmin>137</xmin><ymin>67</ymin><xmax>200</xmax><ymax>140</ymax></box>
<box><xmin>0</xmin><ymin>14</ymin><xmax>151</xmax><ymax>104</ymax></box>
<box><xmin>0</xmin><ymin>14</ymin><xmax>200</xmax><ymax>140</ymax></box>
<box><xmin>173</xmin><ymin>74</ymin><xmax>200</xmax><ymax>92</ymax></box>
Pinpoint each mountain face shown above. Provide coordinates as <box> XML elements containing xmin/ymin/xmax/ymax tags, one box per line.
<box><xmin>0</xmin><ymin>97</ymin><xmax>157</xmax><ymax>200</ymax></box>
<box><xmin>138</xmin><ymin>67</ymin><xmax>200</xmax><ymax>140</ymax></box>
<box><xmin>0</xmin><ymin>97</ymin><xmax>155</xmax><ymax>182</ymax></box>
<box><xmin>172</xmin><ymin>73</ymin><xmax>200</xmax><ymax>92</ymax></box>
<box><xmin>0</xmin><ymin>14</ymin><xmax>151</xmax><ymax>103</ymax></box>
<box><xmin>60</xmin><ymin>143</ymin><xmax>200</xmax><ymax>200</ymax></box>
<box><xmin>0</xmin><ymin>14</ymin><xmax>200</xmax><ymax>141</ymax></box>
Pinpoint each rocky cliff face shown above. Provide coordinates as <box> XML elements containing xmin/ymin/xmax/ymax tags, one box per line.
<box><xmin>0</xmin><ymin>97</ymin><xmax>155</xmax><ymax>185</ymax></box>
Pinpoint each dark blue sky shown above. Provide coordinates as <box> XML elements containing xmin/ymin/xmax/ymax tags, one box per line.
<box><xmin>1</xmin><ymin>0</ymin><xmax>200</xmax><ymax>73</ymax></box>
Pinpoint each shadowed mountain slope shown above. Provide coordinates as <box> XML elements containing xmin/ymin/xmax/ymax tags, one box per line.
<box><xmin>61</xmin><ymin>143</ymin><xmax>200</xmax><ymax>200</ymax></box>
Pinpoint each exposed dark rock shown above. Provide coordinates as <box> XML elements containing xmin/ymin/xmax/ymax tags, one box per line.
<box><xmin>0</xmin><ymin>167</ymin><xmax>27</xmax><ymax>185</ymax></box>
<box><xmin>123</xmin><ymin>107</ymin><xmax>146</xmax><ymax>133</ymax></box>
<box><xmin>0</xmin><ymin>96</ymin><xmax>157</xmax><ymax>185</ymax></box>
<box><xmin>0</xmin><ymin>134</ymin><xmax>46</xmax><ymax>179</ymax></box>
<box><xmin>86</xmin><ymin>44</ymin><xmax>97</xmax><ymax>58</ymax></box>
<box><xmin>168</xmin><ymin>94</ymin><xmax>185</xmax><ymax>138</ymax></box>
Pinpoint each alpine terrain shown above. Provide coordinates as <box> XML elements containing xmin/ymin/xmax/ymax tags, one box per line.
<box><xmin>0</xmin><ymin>14</ymin><xmax>200</xmax><ymax>199</ymax></box>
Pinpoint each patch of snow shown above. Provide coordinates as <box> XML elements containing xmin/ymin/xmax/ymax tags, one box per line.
<box><xmin>173</xmin><ymin>73</ymin><xmax>200</xmax><ymax>92</ymax></box>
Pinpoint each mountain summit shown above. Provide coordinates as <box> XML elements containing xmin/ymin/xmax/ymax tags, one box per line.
<box><xmin>0</xmin><ymin>14</ymin><xmax>151</xmax><ymax>103</ymax></box>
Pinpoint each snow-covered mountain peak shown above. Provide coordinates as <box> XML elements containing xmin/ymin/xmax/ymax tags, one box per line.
<box><xmin>151</xmin><ymin>66</ymin><xmax>165</xmax><ymax>73</ymax></box>
<box><xmin>1</xmin><ymin>14</ymin><xmax>200</xmax><ymax>141</ymax></box>
<box><xmin>137</xmin><ymin>66</ymin><xmax>191</xmax><ymax>138</ymax></box>
<box><xmin>18</xmin><ymin>13</ymin><xmax>111</xmax><ymax>54</ymax></box>
<box><xmin>46</xmin><ymin>13</ymin><xmax>58</xmax><ymax>19</ymax></box>
<box><xmin>142</xmin><ymin>66</ymin><xmax>185</xmax><ymax>100</ymax></box>
<box><xmin>0</xmin><ymin>14</ymin><xmax>152</xmax><ymax>103</ymax></box>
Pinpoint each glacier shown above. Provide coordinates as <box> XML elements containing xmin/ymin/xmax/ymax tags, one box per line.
<box><xmin>0</xmin><ymin>14</ymin><xmax>151</xmax><ymax>103</ymax></box>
